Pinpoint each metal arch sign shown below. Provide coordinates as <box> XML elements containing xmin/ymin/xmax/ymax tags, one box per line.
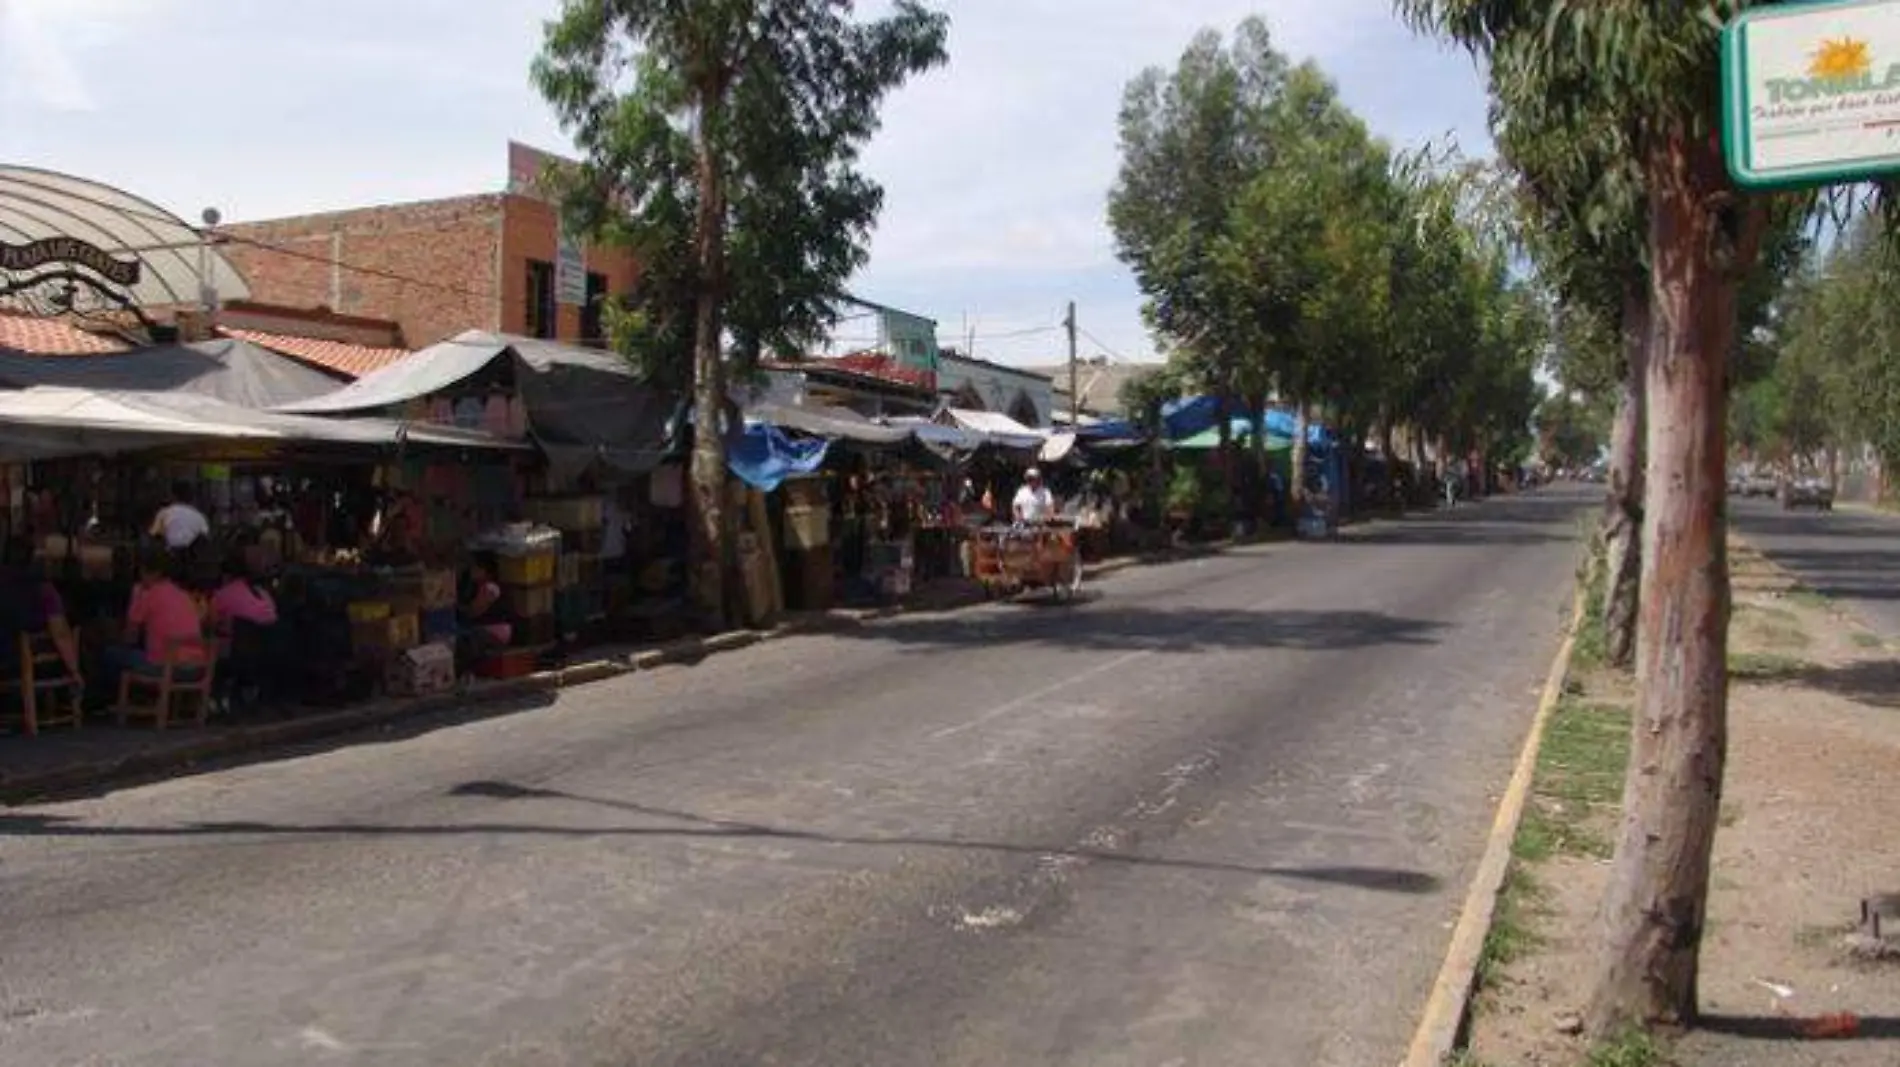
<box><xmin>0</xmin><ymin>236</ymin><xmax>142</xmax><ymax>287</ymax></box>
<box><xmin>1722</xmin><ymin>0</ymin><xmax>1900</xmax><ymax>190</ymax></box>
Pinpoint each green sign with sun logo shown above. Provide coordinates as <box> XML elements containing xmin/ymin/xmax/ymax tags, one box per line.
<box><xmin>1722</xmin><ymin>0</ymin><xmax>1900</xmax><ymax>189</ymax></box>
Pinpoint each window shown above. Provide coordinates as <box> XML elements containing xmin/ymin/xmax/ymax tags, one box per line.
<box><xmin>525</xmin><ymin>259</ymin><xmax>556</xmax><ymax>339</ymax></box>
<box><xmin>581</xmin><ymin>272</ymin><xmax>609</xmax><ymax>348</ymax></box>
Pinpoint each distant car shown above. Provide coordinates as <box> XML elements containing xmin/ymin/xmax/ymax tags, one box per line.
<box><xmin>1780</xmin><ymin>478</ymin><xmax>1834</xmax><ymax>511</ymax></box>
<box><xmin>1743</xmin><ymin>475</ymin><xmax>1779</xmax><ymax>498</ymax></box>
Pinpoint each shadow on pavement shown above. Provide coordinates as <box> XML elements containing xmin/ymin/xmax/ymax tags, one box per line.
<box><xmin>1340</xmin><ymin>519</ymin><xmax>1575</xmax><ymax>547</ymax></box>
<box><xmin>0</xmin><ymin>779</ymin><xmax>1443</xmax><ymax>897</ymax></box>
<box><xmin>2</xmin><ymin>690</ymin><xmax>561</xmax><ymax>807</ymax></box>
<box><xmin>1777</xmin><ymin>659</ymin><xmax>1900</xmax><ymax>710</ymax></box>
<box><xmin>1732</xmin><ymin>507</ymin><xmax>1900</xmax><ymax>540</ymax></box>
<box><xmin>1696</xmin><ymin>1013</ymin><xmax>1900</xmax><ymax>1040</ymax></box>
<box><xmin>823</xmin><ymin>605</ymin><xmax>1446</xmax><ymax>655</ymax></box>
<box><xmin>1736</xmin><ymin>546</ymin><xmax>1900</xmax><ymax>603</ymax></box>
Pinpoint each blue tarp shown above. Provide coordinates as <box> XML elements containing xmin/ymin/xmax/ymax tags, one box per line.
<box><xmin>1075</xmin><ymin>418</ymin><xmax>1140</xmax><ymax>441</ymax></box>
<box><xmin>1160</xmin><ymin>396</ymin><xmax>1335</xmax><ymax>454</ymax></box>
<box><xmin>726</xmin><ymin>423</ymin><xmax>829</xmax><ymax>492</ymax></box>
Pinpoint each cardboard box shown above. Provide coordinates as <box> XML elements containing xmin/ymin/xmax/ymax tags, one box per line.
<box><xmin>386</xmin><ymin>643</ymin><xmax>455</xmax><ymax>697</ymax></box>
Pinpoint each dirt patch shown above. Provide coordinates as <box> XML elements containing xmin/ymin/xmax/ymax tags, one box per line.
<box><xmin>1462</xmin><ymin>538</ymin><xmax>1900</xmax><ymax>1066</ymax></box>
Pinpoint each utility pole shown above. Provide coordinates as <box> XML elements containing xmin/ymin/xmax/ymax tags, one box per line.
<box><xmin>1064</xmin><ymin>301</ymin><xmax>1078</xmax><ymax>428</ymax></box>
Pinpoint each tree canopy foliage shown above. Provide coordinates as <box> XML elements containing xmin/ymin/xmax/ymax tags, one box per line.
<box><xmin>1746</xmin><ymin>215</ymin><xmax>1900</xmax><ymax>475</ymax></box>
<box><xmin>1106</xmin><ymin>17</ymin><xmax>1544</xmax><ymax>493</ymax></box>
<box><xmin>535</xmin><ymin>0</ymin><xmax>949</xmax><ymax>383</ymax></box>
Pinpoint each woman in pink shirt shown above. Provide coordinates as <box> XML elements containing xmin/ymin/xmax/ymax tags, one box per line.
<box><xmin>108</xmin><ymin>551</ymin><xmax>208</xmax><ymax>690</ymax></box>
<box><xmin>209</xmin><ymin>554</ymin><xmax>278</xmax><ymax>656</ymax></box>
<box><xmin>209</xmin><ymin>553</ymin><xmax>280</xmax><ymax>712</ymax></box>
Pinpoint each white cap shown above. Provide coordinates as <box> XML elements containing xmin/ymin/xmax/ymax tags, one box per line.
<box><xmin>1025</xmin><ymin>467</ymin><xmax>1042</xmax><ymax>479</ymax></box>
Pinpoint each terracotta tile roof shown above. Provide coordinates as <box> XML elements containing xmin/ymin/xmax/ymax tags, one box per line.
<box><xmin>222</xmin><ymin>327</ymin><xmax>410</xmax><ymax>380</ymax></box>
<box><xmin>0</xmin><ymin>313</ymin><xmax>132</xmax><ymax>355</ymax></box>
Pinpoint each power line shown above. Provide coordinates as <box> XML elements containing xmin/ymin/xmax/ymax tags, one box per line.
<box><xmin>1077</xmin><ymin>327</ymin><xmax>1140</xmax><ymax>363</ymax></box>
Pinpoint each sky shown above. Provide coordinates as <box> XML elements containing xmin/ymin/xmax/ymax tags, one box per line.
<box><xmin>1</xmin><ymin>0</ymin><xmax>1493</xmax><ymax>367</ymax></box>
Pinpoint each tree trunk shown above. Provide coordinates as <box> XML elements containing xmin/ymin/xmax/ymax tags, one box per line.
<box><xmin>1214</xmin><ymin>375</ymin><xmax>1235</xmax><ymax>526</ymax></box>
<box><xmin>1290</xmin><ymin>401</ymin><xmax>1310</xmax><ymax>509</ymax></box>
<box><xmin>1412</xmin><ymin>433</ymin><xmax>1429</xmax><ymax>505</ymax></box>
<box><xmin>1602</xmin><ymin>278</ymin><xmax>1652</xmax><ymax>668</ymax></box>
<box><xmin>1380</xmin><ymin>415</ymin><xmax>1398</xmax><ymax>512</ymax></box>
<box><xmin>1585</xmin><ymin>127</ymin><xmax>1739</xmax><ymax>1040</ymax></box>
<box><xmin>688</xmin><ymin>95</ymin><xmax>732</xmax><ymax>629</ymax></box>
<box><xmin>1247</xmin><ymin>392</ymin><xmax>1268</xmax><ymax>522</ymax></box>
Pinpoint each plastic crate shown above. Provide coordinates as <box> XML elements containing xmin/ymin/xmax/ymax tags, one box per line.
<box><xmin>473</xmin><ymin>647</ymin><xmax>540</xmax><ymax>680</ymax></box>
<box><xmin>498</xmin><ymin>553</ymin><xmax>556</xmax><ymax>586</ymax></box>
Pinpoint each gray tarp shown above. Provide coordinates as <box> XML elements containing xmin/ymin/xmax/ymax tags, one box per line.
<box><xmin>276</xmin><ymin>330</ymin><xmax>676</xmax><ymax>481</ymax></box>
<box><xmin>745</xmin><ymin>401</ymin><xmax>911</xmax><ymax>445</ymax></box>
<box><xmin>0</xmin><ymin>386</ymin><xmax>524</xmax><ymax>462</ymax></box>
<box><xmin>0</xmin><ymin>338</ymin><xmax>345</xmax><ymax>409</ymax></box>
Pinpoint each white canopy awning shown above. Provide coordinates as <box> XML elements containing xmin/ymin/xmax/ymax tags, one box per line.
<box><xmin>0</xmin><ymin>166</ymin><xmax>250</xmax><ymax>311</ymax></box>
<box><xmin>0</xmin><ymin>386</ymin><xmax>524</xmax><ymax>462</ymax></box>
<box><xmin>940</xmin><ymin>406</ymin><xmax>1045</xmax><ymax>452</ymax></box>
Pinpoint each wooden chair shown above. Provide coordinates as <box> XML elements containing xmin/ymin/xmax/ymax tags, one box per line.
<box><xmin>10</xmin><ymin>631</ymin><xmax>83</xmax><ymax>736</ymax></box>
<box><xmin>115</xmin><ymin>635</ymin><xmax>217</xmax><ymax>730</ymax></box>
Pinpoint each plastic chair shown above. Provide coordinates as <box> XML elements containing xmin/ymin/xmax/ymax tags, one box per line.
<box><xmin>115</xmin><ymin>635</ymin><xmax>217</xmax><ymax>730</ymax></box>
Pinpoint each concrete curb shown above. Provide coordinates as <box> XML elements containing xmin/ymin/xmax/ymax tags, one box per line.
<box><xmin>1</xmin><ymin>541</ymin><xmax>1243</xmax><ymax>805</ymax></box>
<box><xmin>1401</xmin><ymin>583</ymin><xmax>1588</xmax><ymax>1067</ymax></box>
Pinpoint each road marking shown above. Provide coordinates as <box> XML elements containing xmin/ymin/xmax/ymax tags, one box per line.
<box><xmin>928</xmin><ymin>590</ymin><xmax>1284</xmax><ymax>741</ymax></box>
<box><xmin>299</xmin><ymin>1027</ymin><xmax>350</xmax><ymax>1052</ymax></box>
<box><xmin>954</xmin><ymin>905</ymin><xmax>1025</xmax><ymax>931</ymax></box>
<box><xmin>1280</xmin><ymin>820</ymin><xmax>1400</xmax><ymax>842</ymax></box>
<box><xmin>928</xmin><ymin>648</ymin><xmax>1156</xmax><ymax>740</ymax></box>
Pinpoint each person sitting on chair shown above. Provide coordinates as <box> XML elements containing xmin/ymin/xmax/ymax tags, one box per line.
<box><xmin>456</xmin><ymin>553</ymin><xmax>513</xmax><ymax>675</ymax></box>
<box><xmin>105</xmin><ymin>549</ymin><xmax>207</xmax><ymax>694</ymax></box>
<box><xmin>0</xmin><ymin>536</ymin><xmax>74</xmax><ymax>685</ymax></box>
<box><xmin>209</xmin><ymin>552</ymin><xmax>279</xmax><ymax>711</ymax></box>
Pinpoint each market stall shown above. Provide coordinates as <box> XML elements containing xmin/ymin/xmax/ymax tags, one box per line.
<box><xmin>0</xmin><ymin>386</ymin><xmax>530</xmax><ymax>714</ymax></box>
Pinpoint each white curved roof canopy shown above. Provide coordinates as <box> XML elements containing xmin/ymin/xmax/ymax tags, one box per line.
<box><xmin>0</xmin><ymin>165</ymin><xmax>250</xmax><ymax>310</ymax></box>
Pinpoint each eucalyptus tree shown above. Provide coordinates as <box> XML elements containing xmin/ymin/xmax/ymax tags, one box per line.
<box><xmin>1110</xmin><ymin>18</ymin><xmax>1291</xmax><ymax>503</ymax></box>
<box><xmin>535</xmin><ymin>0</ymin><xmax>948</xmax><ymax>624</ymax></box>
<box><xmin>1394</xmin><ymin>0</ymin><xmax>1796</xmax><ymax>1036</ymax></box>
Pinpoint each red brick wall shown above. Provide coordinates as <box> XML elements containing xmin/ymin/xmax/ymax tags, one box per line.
<box><xmin>499</xmin><ymin>194</ymin><xmax>641</xmax><ymax>344</ymax></box>
<box><xmin>220</xmin><ymin>195</ymin><xmax>505</xmax><ymax>348</ymax></box>
<box><xmin>222</xmin><ymin>193</ymin><xmax>643</xmax><ymax>350</ymax></box>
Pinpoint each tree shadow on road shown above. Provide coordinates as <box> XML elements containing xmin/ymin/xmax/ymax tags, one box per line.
<box><xmin>823</xmin><ymin>605</ymin><xmax>1446</xmax><ymax>656</ymax></box>
<box><xmin>0</xmin><ymin>778</ymin><xmax>1443</xmax><ymax>897</ymax></box>
<box><xmin>1692</xmin><ymin>1013</ymin><xmax>1900</xmax><ymax>1040</ymax></box>
<box><xmin>1781</xmin><ymin>658</ymin><xmax>1900</xmax><ymax>711</ymax></box>
<box><xmin>1742</xmin><ymin>545</ymin><xmax>1900</xmax><ymax>601</ymax></box>
<box><xmin>1339</xmin><ymin>519</ymin><xmax>1575</xmax><ymax>547</ymax></box>
<box><xmin>1733</xmin><ymin>507</ymin><xmax>1900</xmax><ymax>540</ymax></box>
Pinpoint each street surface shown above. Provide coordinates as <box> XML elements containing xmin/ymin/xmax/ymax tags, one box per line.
<box><xmin>1</xmin><ymin>490</ymin><xmax>1587</xmax><ymax>1067</ymax></box>
<box><xmin>1730</xmin><ymin>499</ymin><xmax>1900</xmax><ymax>639</ymax></box>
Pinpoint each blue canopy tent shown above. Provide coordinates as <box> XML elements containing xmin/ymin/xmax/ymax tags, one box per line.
<box><xmin>1159</xmin><ymin>400</ymin><xmax>1350</xmax><ymax>513</ymax></box>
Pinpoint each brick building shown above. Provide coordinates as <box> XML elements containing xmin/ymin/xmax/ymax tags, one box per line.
<box><xmin>219</xmin><ymin>143</ymin><xmax>640</xmax><ymax>351</ymax></box>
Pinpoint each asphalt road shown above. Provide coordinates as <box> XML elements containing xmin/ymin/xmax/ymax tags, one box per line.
<box><xmin>0</xmin><ymin>489</ymin><xmax>1588</xmax><ymax>1067</ymax></box>
<box><xmin>1730</xmin><ymin>498</ymin><xmax>1900</xmax><ymax>638</ymax></box>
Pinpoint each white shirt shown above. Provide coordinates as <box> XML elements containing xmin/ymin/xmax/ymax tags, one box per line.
<box><xmin>153</xmin><ymin>503</ymin><xmax>210</xmax><ymax>548</ymax></box>
<box><xmin>600</xmin><ymin>497</ymin><xmax>627</xmax><ymax>561</ymax></box>
<box><xmin>1012</xmin><ymin>484</ymin><xmax>1054</xmax><ymax>523</ymax></box>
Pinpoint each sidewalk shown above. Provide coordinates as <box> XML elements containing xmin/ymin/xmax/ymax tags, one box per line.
<box><xmin>0</xmin><ymin>541</ymin><xmax>1236</xmax><ymax>804</ymax></box>
<box><xmin>1461</xmin><ymin>537</ymin><xmax>1900</xmax><ymax>1066</ymax></box>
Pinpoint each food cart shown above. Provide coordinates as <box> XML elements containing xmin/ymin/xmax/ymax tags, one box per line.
<box><xmin>971</xmin><ymin>520</ymin><xmax>1083</xmax><ymax>601</ymax></box>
